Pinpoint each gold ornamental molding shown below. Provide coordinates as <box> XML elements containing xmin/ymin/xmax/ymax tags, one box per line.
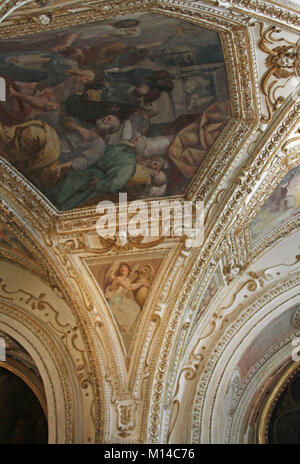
<box><xmin>0</xmin><ymin>270</ymin><xmax>97</xmax><ymax>399</ymax></box>
<box><xmin>179</xmin><ymin>100</ymin><xmax>300</xmax><ymax>307</ymax></box>
<box><xmin>0</xmin><ymin>19</ymin><xmax>256</xmax><ymax>237</ymax></box>
<box><xmin>190</xmin><ymin>271</ymin><xmax>300</xmax><ymax>443</ymax></box>
<box><xmin>0</xmin><ymin>203</ymin><xmax>52</xmax><ymax>282</ymax></box>
<box><xmin>224</xmin><ymin>98</ymin><xmax>300</xmax><ymax>262</ymax></box>
<box><xmin>0</xmin><ymin>0</ymin><xmax>255</xmax><ymax>37</ymax></box>
<box><xmin>258</xmin><ymin>360</ymin><xmax>300</xmax><ymax>444</ymax></box>
<box><xmin>0</xmin><ymin>250</ymin><xmax>106</xmax><ymax>442</ymax></box>
<box><xmin>0</xmin><ymin>0</ymin><xmax>35</xmax><ymax>23</ymax></box>
<box><xmin>173</xmin><ymin>255</ymin><xmax>300</xmax><ymax>411</ymax></box>
<box><xmin>259</xmin><ymin>23</ymin><xmax>300</xmax><ymax>124</ymax></box>
<box><xmin>223</xmin><ymin>335</ymin><xmax>294</xmax><ymax>443</ymax></box>
<box><xmin>1</xmin><ymin>0</ymin><xmax>299</xmax><ymax>33</ymax></box>
<box><xmin>228</xmin><ymin>0</ymin><xmax>300</xmax><ymax>32</ymax></box>
<box><xmin>0</xmin><ymin>158</ymin><xmax>56</xmax><ymax>231</ymax></box>
<box><xmin>0</xmin><ymin>302</ymin><xmax>75</xmax><ymax>442</ymax></box>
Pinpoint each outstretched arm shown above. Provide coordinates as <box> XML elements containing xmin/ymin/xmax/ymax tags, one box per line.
<box><xmin>9</xmin><ymin>86</ymin><xmax>59</xmax><ymax>111</ymax></box>
<box><xmin>62</xmin><ymin>117</ymin><xmax>99</xmax><ymax>141</ymax></box>
<box><xmin>52</xmin><ymin>33</ymin><xmax>79</xmax><ymax>53</ymax></box>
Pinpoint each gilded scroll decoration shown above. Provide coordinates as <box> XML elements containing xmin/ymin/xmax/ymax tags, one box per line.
<box><xmin>259</xmin><ymin>24</ymin><xmax>300</xmax><ymax>123</ymax></box>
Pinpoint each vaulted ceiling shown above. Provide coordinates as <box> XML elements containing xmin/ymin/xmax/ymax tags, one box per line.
<box><xmin>0</xmin><ymin>0</ymin><xmax>299</xmax><ymax>444</ymax></box>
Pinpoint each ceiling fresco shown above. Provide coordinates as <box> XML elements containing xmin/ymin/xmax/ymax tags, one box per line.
<box><xmin>0</xmin><ymin>12</ymin><xmax>230</xmax><ymax>210</ymax></box>
<box><xmin>250</xmin><ymin>164</ymin><xmax>300</xmax><ymax>243</ymax></box>
<box><xmin>0</xmin><ymin>0</ymin><xmax>299</xmax><ymax>446</ymax></box>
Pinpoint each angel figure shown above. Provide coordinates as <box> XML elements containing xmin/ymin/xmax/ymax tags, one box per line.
<box><xmin>104</xmin><ymin>262</ymin><xmax>152</xmax><ymax>348</ymax></box>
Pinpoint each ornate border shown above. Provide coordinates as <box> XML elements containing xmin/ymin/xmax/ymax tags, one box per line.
<box><xmin>0</xmin><ymin>303</ymin><xmax>74</xmax><ymax>442</ymax></box>
<box><xmin>191</xmin><ymin>272</ymin><xmax>300</xmax><ymax>443</ymax></box>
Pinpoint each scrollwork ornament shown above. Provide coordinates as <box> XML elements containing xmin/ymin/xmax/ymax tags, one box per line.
<box><xmin>259</xmin><ymin>24</ymin><xmax>300</xmax><ymax>123</ymax></box>
<box><xmin>191</xmin><ymin>273</ymin><xmax>300</xmax><ymax>443</ymax></box>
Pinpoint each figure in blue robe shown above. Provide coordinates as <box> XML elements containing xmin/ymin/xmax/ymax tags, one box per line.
<box><xmin>45</xmin><ymin>144</ymin><xmax>136</xmax><ymax>210</ymax></box>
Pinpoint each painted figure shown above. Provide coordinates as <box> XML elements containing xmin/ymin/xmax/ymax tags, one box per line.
<box><xmin>45</xmin><ymin>144</ymin><xmax>137</xmax><ymax>210</ymax></box>
<box><xmin>104</xmin><ymin>262</ymin><xmax>152</xmax><ymax>349</ymax></box>
<box><xmin>0</xmin><ymin>13</ymin><xmax>230</xmax><ymax>209</ymax></box>
<box><xmin>0</xmin><ymin>114</ymin><xmax>120</xmax><ymax>189</ymax></box>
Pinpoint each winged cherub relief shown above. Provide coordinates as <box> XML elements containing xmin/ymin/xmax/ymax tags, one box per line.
<box><xmin>259</xmin><ymin>24</ymin><xmax>300</xmax><ymax>123</ymax></box>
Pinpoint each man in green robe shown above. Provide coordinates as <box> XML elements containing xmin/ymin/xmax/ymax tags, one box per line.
<box><xmin>45</xmin><ymin>144</ymin><xmax>136</xmax><ymax>210</ymax></box>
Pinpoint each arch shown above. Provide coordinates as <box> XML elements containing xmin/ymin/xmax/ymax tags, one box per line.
<box><xmin>0</xmin><ymin>360</ymin><xmax>47</xmax><ymax>417</ymax></box>
<box><xmin>0</xmin><ymin>304</ymin><xmax>78</xmax><ymax>443</ymax></box>
<box><xmin>258</xmin><ymin>359</ymin><xmax>300</xmax><ymax>443</ymax></box>
<box><xmin>190</xmin><ymin>275</ymin><xmax>300</xmax><ymax>443</ymax></box>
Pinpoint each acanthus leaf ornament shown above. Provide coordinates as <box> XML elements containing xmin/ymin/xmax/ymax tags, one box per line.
<box><xmin>259</xmin><ymin>24</ymin><xmax>300</xmax><ymax>123</ymax></box>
